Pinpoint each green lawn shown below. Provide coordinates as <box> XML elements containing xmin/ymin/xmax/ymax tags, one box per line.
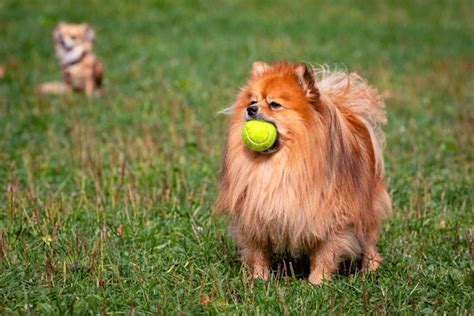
<box><xmin>0</xmin><ymin>0</ymin><xmax>472</xmax><ymax>314</ymax></box>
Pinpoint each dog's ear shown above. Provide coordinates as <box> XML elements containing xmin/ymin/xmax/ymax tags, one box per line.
<box><xmin>52</xmin><ymin>22</ymin><xmax>65</xmax><ymax>42</ymax></box>
<box><xmin>82</xmin><ymin>23</ymin><xmax>96</xmax><ymax>43</ymax></box>
<box><xmin>295</xmin><ymin>63</ymin><xmax>319</xmax><ymax>104</ymax></box>
<box><xmin>251</xmin><ymin>61</ymin><xmax>270</xmax><ymax>78</ymax></box>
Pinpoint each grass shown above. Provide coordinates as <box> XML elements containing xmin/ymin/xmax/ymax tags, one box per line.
<box><xmin>0</xmin><ymin>0</ymin><xmax>472</xmax><ymax>314</ymax></box>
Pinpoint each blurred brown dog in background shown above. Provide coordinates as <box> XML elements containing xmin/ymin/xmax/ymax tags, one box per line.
<box><xmin>38</xmin><ymin>22</ymin><xmax>103</xmax><ymax>96</ymax></box>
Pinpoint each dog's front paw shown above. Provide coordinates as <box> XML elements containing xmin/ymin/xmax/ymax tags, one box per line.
<box><xmin>308</xmin><ymin>271</ymin><xmax>331</xmax><ymax>286</ymax></box>
<box><xmin>252</xmin><ymin>265</ymin><xmax>270</xmax><ymax>282</ymax></box>
<box><xmin>363</xmin><ymin>252</ymin><xmax>383</xmax><ymax>272</ymax></box>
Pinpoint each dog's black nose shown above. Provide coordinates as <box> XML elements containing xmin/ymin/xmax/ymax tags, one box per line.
<box><xmin>247</xmin><ymin>105</ymin><xmax>259</xmax><ymax>117</ymax></box>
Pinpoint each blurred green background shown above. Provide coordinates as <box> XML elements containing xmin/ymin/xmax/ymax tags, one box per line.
<box><xmin>0</xmin><ymin>0</ymin><xmax>472</xmax><ymax>313</ymax></box>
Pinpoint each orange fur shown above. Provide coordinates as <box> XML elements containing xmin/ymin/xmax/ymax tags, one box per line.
<box><xmin>216</xmin><ymin>61</ymin><xmax>392</xmax><ymax>284</ymax></box>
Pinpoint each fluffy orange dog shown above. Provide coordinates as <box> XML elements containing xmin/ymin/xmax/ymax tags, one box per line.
<box><xmin>216</xmin><ymin>61</ymin><xmax>392</xmax><ymax>285</ymax></box>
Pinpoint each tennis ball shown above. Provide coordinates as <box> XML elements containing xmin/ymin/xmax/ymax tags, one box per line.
<box><xmin>242</xmin><ymin>120</ymin><xmax>277</xmax><ymax>152</ymax></box>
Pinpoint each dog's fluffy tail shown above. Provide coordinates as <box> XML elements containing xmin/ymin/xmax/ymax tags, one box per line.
<box><xmin>37</xmin><ymin>81</ymin><xmax>71</xmax><ymax>95</ymax></box>
<box><xmin>316</xmin><ymin>67</ymin><xmax>387</xmax><ymax>177</ymax></box>
<box><xmin>316</xmin><ymin>67</ymin><xmax>387</xmax><ymax>148</ymax></box>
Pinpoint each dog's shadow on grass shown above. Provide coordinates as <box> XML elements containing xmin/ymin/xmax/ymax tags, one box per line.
<box><xmin>220</xmin><ymin>238</ymin><xmax>362</xmax><ymax>281</ymax></box>
<box><xmin>270</xmin><ymin>255</ymin><xmax>363</xmax><ymax>280</ymax></box>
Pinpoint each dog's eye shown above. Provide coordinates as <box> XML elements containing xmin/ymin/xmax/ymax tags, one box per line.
<box><xmin>249</xmin><ymin>100</ymin><xmax>258</xmax><ymax>105</ymax></box>
<box><xmin>71</xmin><ymin>36</ymin><xmax>76</xmax><ymax>40</ymax></box>
<box><xmin>269</xmin><ymin>101</ymin><xmax>282</xmax><ymax>109</ymax></box>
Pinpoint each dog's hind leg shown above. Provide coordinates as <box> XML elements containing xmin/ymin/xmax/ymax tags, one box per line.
<box><xmin>362</xmin><ymin>188</ymin><xmax>391</xmax><ymax>271</ymax></box>
<box><xmin>309</xmin><ymin>229</ymin><xmax>360</xmax><ymax>285</ymax></box>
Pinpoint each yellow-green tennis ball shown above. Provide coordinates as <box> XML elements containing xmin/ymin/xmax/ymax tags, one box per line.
<box><xmin>242</xmin><ymin>120</ymin><xmax>277</xmax><ymax>152</ymax></box>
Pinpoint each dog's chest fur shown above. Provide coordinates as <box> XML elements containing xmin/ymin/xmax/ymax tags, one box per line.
<box><xmin>228</xmin><ymin>147</ymin><xmax>338</xmax><ymax>253</ymax></box>
<box><xmin>61</xmin><ymin>53</ymin><xmax>98</xmax><ymax>89</ymax></box>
